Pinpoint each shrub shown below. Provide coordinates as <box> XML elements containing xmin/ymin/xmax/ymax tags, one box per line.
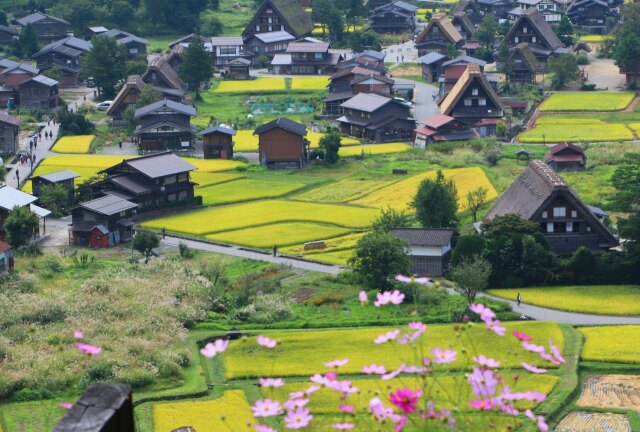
<box><xmin>576</xmin><ymin>53</ymin><xmax>589</xmax><ymax>65</ymax></box>
<box><xmin>179</xmin><ymin>242</ymin><xmax>196</xmax><ymax>259</ymax></box>
<box><xmin>10</xmin><ymin>387</ymin><xmax>52</xmax><ymax>402</ymax></box>
<box><xmin>307</xmin><ymin>291</ymin><xmax>346</xmax><ymax>306</ymax></box>
<box><xmin>232</xmin><ymin>294</ymin><xmax>293</xmax><ymax>323</ymax></box>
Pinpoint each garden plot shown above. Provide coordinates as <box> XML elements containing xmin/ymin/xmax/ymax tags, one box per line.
<box><xmin>51</xmin><ymin>135</ymin><xmax>95</xmax><ymax>154</ymax></box>
<box><xmin>580</xmin><ymin>326</ymin><xmax>640</xmax><ymax>364</ymax></box>
<box><xmin>555</xmin><ymin>412</ymin><xmax>631</xmax><ymax>432</ymax></box>
<box><xmin>154</xmin><ymin>390</ymin><xmax>254</xmax><ymax>432</ymax></box>
<box><xmin>198</xmin><ymin>178</ymin><xmax>307</xmax><ymax>205</ymax></box>
<box><xmin>221</xmin><ymin>322</ymin><xmax>564</xmax><ymax>379</ymax></box>
<box><xmin>577</xmin><ymin>375</ymin><xmax>640</xmax><ymax>411</ymax></box>
<box><xmin>540</xmin><ymin>92</ymin><xmax>635</xmax><ymax>112</ymax></box>
<box><xmin>352</xmin><ymin>167</ymin><xmax>497</xmax><ymax>211</ymax></box>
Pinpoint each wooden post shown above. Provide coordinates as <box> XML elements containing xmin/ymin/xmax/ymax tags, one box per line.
<box><xmin>53</xmin><ymin>383</ymin><xmax>134</xmax><ymax>432</ymax></box>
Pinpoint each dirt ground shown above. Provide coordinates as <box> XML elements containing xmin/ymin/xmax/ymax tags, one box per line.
<box><xmin>583</xmin><ymin>57</ymin><xmax>627</xmax><ymax>91</ymax></box>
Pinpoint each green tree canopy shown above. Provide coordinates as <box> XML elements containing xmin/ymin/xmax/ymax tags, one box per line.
<box><xmin>4</xmin><ymin>206</ymin><xmax>39</xmax><ymax>248</ymax></box>
<box><xmin>349</xmin><ymin>231</ymin><xmax>410</xmax><ymax>289</ymax></box>
<box><xmin>179</xmin><ymin>35</ymin><xmax>213</xmax><ymax>100</ymax></box>
<box><xmin>549</xmin><ymin>54</ymin><xmax>579</xmax><ymax>90</ymax></box>
<box><xmin>136</xmin><ymin>85</ymin><xmax>164</xmax><ymax>108</ymax></box>
<box><xmin>611</xmin><ymin>152</ymin><xmax>640</xmax><ymax>211</ymax></box>
<box><xmin>133</xmin><ymin>231</ymin><xmax>160</xmax><ymax>263</ymax></box>
<box><xmin>372</xmin><ymin>207</ymin><xmax>412</xmax><ymax>233</ymax></box>
<box><xmin>450</xmin><ymin>256</ymin><xmax>492</xmax><ymax>304</ymax></box>
<box><xmin>39</xmin><ymin>184</ymin><xmax>69</xmax><ymax>215</ymax></box>
<box><xmin>16</xmin><ymin>23</ymin><xmax>40</xmax><ymax>57</ymax></box>
<box><xmin>613</xmin><ymin>4</ymin><xmax>640</xmax><ymax>78</ymax></box>
<box><xmin>474</xmin><ymin>14</ymin><xmax>498</xmax><ymax>50</ymax></box>
<box><xmin>83</xmin><ymin>35</ymin><xmax>126</xmax><ymax>99</ymax></box>
<box><xmin>319</xmin><ymin>130</ymin><xmax>341</xmax><ymax>164</ymax></box>
<box><xmin>411</xmin><ymin>170</ymin><xmax>458</xmax><ymax>228</ymax></box>
<box><xmin>451</xmin><ymin>235</ymin><xmax>487</xmax><ymax>267</ymax></box>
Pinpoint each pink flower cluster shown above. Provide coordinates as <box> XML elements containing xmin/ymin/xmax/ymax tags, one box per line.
<box><xmin>470</xmin><ymin>303</ymin><xmax>506</xmax><ymax>336</ymax></box>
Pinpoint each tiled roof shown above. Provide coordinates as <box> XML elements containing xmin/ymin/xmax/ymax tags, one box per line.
<box><xmin>134</xmin><ymin>99</ymin><xmax>196</xmax><ymax>118</ymax></box>
<box><xmin>0</xmin><ymin>113</ymin><xmax>21</xmax><ymax>127</ymax></box>
<box><xmin>76</xmin><ymin>195</ymin><xmax>138</xmax><ymax>216</ymax></box>
<box><xmin>254</xmin><ymin>117</ymin><xmax>307</xmax><ymax>136</ymax></box>
<box><xmin>199</xmin><ymin>125</ymin><xmax>237</xmax><ymax>136</ymax></box>
<box><xmin>115</xmin><ymin>151</ymin><xmax>197</xmax><ymax>178</ymax></box>
<box><xmin>17</xmin><ymin>12</ymin><xmax>69</xmax><ymax>26</ymax></box>
<box><xmin>252</xmin><ymin>31</ymin><xmax>296</xmax><ymax>43</ymax></box>
<box><xmin>390</xmin><ymin>228</ymin><xmax>454</xmax><ymax>246</ymax></box>
<box><xmin>0</xmin><ymin>185</ymin><xmax>37</xmax><ymax>210</ymax></box>
<box><xmin>340</xmin><ymin>92</ymin><xmax>393</xmax><ymax>113</ymax></box>
<box><xmin>36</xmin><ymin>170</ymin><xmax>80</xmax><ymax>183</ymax></box>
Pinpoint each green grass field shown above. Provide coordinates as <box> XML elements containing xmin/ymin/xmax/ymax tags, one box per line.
<box><xmin>487</xmin><ymin>286</ymin><xmax>640</xmax><ymax>316</ymax></box>
<box><xmin>295</xmin><ymin>179</ymin><xmax>397</xmax><ymax>202</ymax></box>
<box><xmin>540</xmin><ymin>92</ymin><xmax>635</xmax><ymax>112</ymax></box>
<box><xmin>518</xmin><ymin>120</ymin><xmax>634</xmax><ymax>143</ymax></box>
<box><xmin>220</xmin><ymin>322</ymin><xmax>565</xmax><ymax>379</ymax></box>
<box><xmin>198</xmin><ymin>178</ymin><xmax>307</xmax><ymax>205</ymax></box>
<box><xmin>580</xmin><ymin>326</ymin><xmax>640</xmax><ymax>363</ymax></box>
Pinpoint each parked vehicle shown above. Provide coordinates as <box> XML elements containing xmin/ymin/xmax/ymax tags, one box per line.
<box><xmin>96</xmin><ymin>101</ymin><xmax>113</xmax><ymax>111</ymax></box>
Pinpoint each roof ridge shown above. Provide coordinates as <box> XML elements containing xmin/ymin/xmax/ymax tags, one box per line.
<box><xmin>528</xmin><ymin>159</ymin><xmax>568</xmax><ymax>188</ymax></box>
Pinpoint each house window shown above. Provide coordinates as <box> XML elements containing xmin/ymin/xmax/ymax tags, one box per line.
<box><xmin>178</xmin><ymin>191</ymin><xmax>188</xmax><ymax>200</ymax></box>
<box><xmin>314</xmin><ymin>52</ymin><xmax>323</xmax><ymax>59</ymax></box>
<box><xmin>571</xmin><ymin>210</ymin><xmax>577</xmax><ymax>218</ymax></box>
<box><xmin>178</xmin><ymin>173</ymin><xmax>189</xmax><ymax>182</ymax></box>
<box><xmin>531</xmin><ymin>36</ymin><xmax>537</xmax><ymax>43</ymax></box>
<box><xmin>129</xmin><ymin>48</ymin><xmax>138</xmax><ymax>54</ymax></box>
<box><xmin>472</xmin><ymin>88</ymin><xmax>478</xmax><ymax>96</ymax></box>
<box><xmin>167</xmin><ymin>193</ymin><xmax>177</xmax><ymax>202</ymax></box>
<box><xmin>252</xmin><ymin>44</ymin><xmax>259</xmax><ymax>53</ymax></box>
<box><xmin>256</xmin><ymin>25</ymin><xmax>261</xmax><ymax>31</ymax></box>
<box><xmin>464</xmin><ymin>98</ymin><xmax>472</xmax><ymax>106</ymax></box>
<box><xmin>553</xmin><ymin>207</ymin><xmax>566</xmax><ymax>217</ymax></box>
<box><xmin>542</xmin><ymin>211</ymin><xmax>548</xmax><ymax>218</ymax></box>
<box><xmin>151</xmin><ymin>72</ymin><xmax>157</xmax><ymax>80</ymax></box>
<box><xmin>479</xmin><ymin>98</ymin><xmax>487</xmax><ymax>106</ymax></box>
<box><xmin>268</xmin><ymin>17</ymin><xmax>273</xmax><ymax>23</ymax></box>
<box><xmin>554</xmin><ymin>222</ymin><xmax>566</xmax><ymax>233</ymax></box>
<box><xmin>266</xmin><ymin>8</ymin><xmax>273</xmax><ymax>12</ymax></box>
<box><xmin>523</xmin><ymin>26</ymin><xmax>528</xmax><ymax>33</ymax></box>
<box><xmin>547</xmin><ymin>222</ymin><xmax>553</xmax><ymax>233</ymax></box>
<box><xmin>268</xmin><ymin>25</ymin><xmax>273</xmax><ymax>31</ymax></box>
<box><xmin>164</xmin><ymin>175</ymin><xmax>177</xmax><ymax>185</ymax></box>
<box><xmin>566</xmin><ymin>222</ymin><xmax>573</xmax><ymax>232</ymax></box>
<box><xmin>433</xmin><ymin>26</ymin><xmax>439</xmax><ymax>33</ymax></box>
<box><xmin>514</xmin><ymin>36</ymin><xmax>519</xmax><ymax>43</ymax></box>
<box><xmin>586</xmin><ymin>226</ymin><xmax>591</xmax><ymax>232</ymax></box>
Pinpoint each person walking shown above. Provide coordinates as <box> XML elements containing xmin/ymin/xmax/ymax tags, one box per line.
<box><xmin>273</xmin><ymin>244</ymin><xmax>278</xmax><ymax>257</ymax></box>
<box><xmin>517</xmin><ymin>292</ymin><xmax>522</xmax><ymax>307</ymax></box>
<box><xmin>162</xmin><ymin>227</ymin><xmax>166</xmax><ymax>239</ymax></box>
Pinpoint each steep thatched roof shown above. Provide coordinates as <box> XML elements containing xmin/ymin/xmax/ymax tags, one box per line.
<box><xmin>416</xmin><ymin>13</ymin><xmax>463</xmax><ymax>45</ymax></box>
<box><xmin>440</xmin><ymin>64</ymin><xmax>502</xmax><ymax>116</ymax></box>
<box><xmin>505</xmin><ymin>9</ymin><xmax>563</xmax><ymax>50</ymax></box>
<box><xmin>510</xmin><ymin>42</ymin><xmax>538</xmax><ymax>72</ymax></box>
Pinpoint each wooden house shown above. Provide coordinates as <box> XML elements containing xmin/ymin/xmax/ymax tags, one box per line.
<box><xmin>413</xmin><ymin>114</ymin><xmax>479</xmax><ymax>148</ymax></box>
<box><xmin>0</xmin><ymin>86</ymin><xmax>14</xmax><ymax>109</ymax></box>
<box><xmin>83</xmin><ymin>26</ymin><xmax>109</xmax><ymax>40</ymax></box>
<box><xmin>545</xmin><ymin>142</ymin><xmax>585</xmax><ymax>172</ymax></box>
<box><xmin>15</xmin><ymin>12</ymin><xmax>69</xmax><ymax>44</ymax></box>
<box><xmin>133</xmin><ymin>100</ymin><xmax>196</xmax><ymax>152</ymax></box>
<box><xmin>0</xmin><ymin>240</ymin><xmax>13</xmax><ymax>272</ymax></box>
<box><xmin>271</xmin><ymin>41</ymin><xmax>342</xmax><ymax>75</ymax></box>
<box><xmin>210</xmin><ymin>36</ymin><xmax>250</xmax><ymax>69</ymax></box>
<box><xmin>483</xmin><ymin>159</ymin><xmax>617</xmax><ymax>254</ymax></box>
<box><xmin>437</xmin><ymin>55</ymin><xmax>488</xmax><ymax>99</ymax></box>
<box><xmin>476</xmin><ymin>0</ymin><xmax>514</xmax><ymax>19</ymax></box>
<box><xmin>369</xmin><ymin>1</ymin><xmax>418</xmax><ymax>34</ymax></box>
<box><xmin>350</xmin><ymin>74</ymin><xmax>394</xmax><ymax>96</ymax></box>
<box><xmin>0</xmin><ymin>113</ymin><xmax>21</xmax><ymax>155</ymax></box>
<box><xmin>504</xmin><ymin>9</ymin><xmax>567</xmax><ymax>67</ymax></box>
<box><xmin>31</xmin><ymin>170</ymin><xmax>80</xmax><ymax>207</ymax></box>
<box><xmin>32</xmin><ymin>37</ymin><xmax>92</xmax><ymax>87</ymax></box>
<box><xmin>69</xmin><ymin>195</ymin><xmax>137</xmax><ymax>248</ymax></box>
<box><xmin>244</xmin><ymin>31</ymin><xmax>295</xmax><ymax>66</ymax></box>
<box><xmin>364</xmin><ymin>0</ymin><xmax>393</xmax><ymax>10</ymax></box>
<box><xmin>390</xmin><ymin>228</ymin><xmax>455</xmax><ymax>277</ymax></box>
<box><xmin>566</xmin><ymin>0</ymin><xmax>614</xmax><ymax>33</ymax></box>
<box><xmin>242</xmin><ymin>0</ymin><xmax>314</xmax><ymax>39</ymax></box>
<box><xmin>452</xmin><ymin>12</ymin><xmax>477</xmax><ymax>41</ymax></box>
<box><xmin>199</xmin><ymin>125</ymin><xmax>236</xmax><ymax>159</ymax></box>
<box><xmin>104</xmin><ymin>29</ymin><xmax>149</xmax><ymax>59</ymax></box>
<box><xmin>508</xmin><ymin>0</ymin><xmax>563</xmax><ymax>24</ymax></box>
<box><xmin>255</xmin><ymin>117</ymin><xmax>310</xmax><ymax>169</ymax></box>
<box><xmin>508</xmin><ymin>42</ymin><xmax>538</xmax><ymax>85</ymax></box>
<box><xmin>166</xmin><ymin>44</ymin><xmax>185</xmax><ymax>72</ymax></box>
<box><xmin>0</xmin><ymin>185</ymin><xmax>50</xmax><ymax>242</ymax></box>
<box><xmin>419</xmin><ymin>52</ymin><xmax>448</xmax><ymax>82</ymax></box>
<box><xmin>454</xmin><ymin>0</ymin><xmax>485</xmax><ymax>27</ymax></box>
<box><xmin>17</xmin><ymin>75</ymin><xmax>59</xmax><ymax>111</ymax></box>
<box><xmin>168</xmin><ymin>34</ymin><xmax>208</xmax><ymax>50</ymax></box>
<box><xmin>0</xmin><ymin>62</ymin><xmax>39</xmax><ymax>88</ymax></box>
<box><xmin>227</xmin><ymin>58</ymin><xmax>251</xmax><ymax>80</ymax></box>
<box><xmin>439</xmin><ymin>63</ymin><xmax>503</xmax><ymax>136</ymax></box>
<box><xmin>97</xmin><ymin>151</ymin><xmax>197</xmax><ymax>211</ymax></box>
<box><xmin>338</xmin><ymin>93</ymin><xmax>415</xmax><ymax>143</ymax></box>
<box><xmin>0</xmin><ymin>25</ymin><xmax>17</xmax><ymax>46</ymax></box>
<box><xmin>107</xmin><ymin>75</ymin><xmax>184</xmax><ymax>127</ymax></box>
<box><xmin>142</xmin><ymin>57</ymin><xmax>185</xmax><ymax>92</ymax></box>
<box><xmin>415</xmin><ymin>13</ymin><xmax>463</xmax><ymax>56</ymax></box>
<box><xmin>353</xmin><ymin>50</ymin><xmax>386</xmax><ymax>67</ymax></box>
<box><xmin>329</xmin><ymin>65</ymin><xmax>388</xmax><ymax>93</ymax></box>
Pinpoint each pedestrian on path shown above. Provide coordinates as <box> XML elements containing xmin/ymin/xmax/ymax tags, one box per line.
<box><xmin>162</xmin><ymin>227</ymin><xmax>166</xmax><ymax>239</ymax></box>
<box><xmin>34</xmin><ymin>140</ymin><xmax>37</xmax><ymax>149</ymax></box>
<box><xmin>273</xmin><ymin>244</ymin><xmax>278</xmax><ymax>257</ymax></box>
<box><xmin>517</xmin><ymin>292</ymin><xmax>522</xmax><ymax>306</ymax></box>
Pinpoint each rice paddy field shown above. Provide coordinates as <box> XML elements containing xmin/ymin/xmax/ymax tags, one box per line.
<box><xmin>233</xmin><ymin>130</ymin><xmax>361</xmax><ymax>152</ymax></box>
<box><xmin>540</xmin><ymin>92</ymin><xmax>635</xmax><ymax>112</ymax></box>
<box><xmin>198</xmin><ymin>178</ymin><xmax>307</xmax><ymax>205</ymax></box>
<box><xmin>206</xmin><ymin>222</ymin><xmax>353</xmax><ymax>247</ymax></box>
<box><xmin>518</xmin><ymin>117</ymin><xmax>635</xmax><ymax>143</ymax></box>
<box><xmin>51</xmin><ymin>135</ymin><xmax>95</xmax><ymax>154</ymax></box>
<box><xmin>580</xmin><ymin>326</ymin><xmax>640</xmax><ymax>364</ymax></box>
<box><xmin>487</xmin><ymin>286</ymin><xmax>640</xmax><ymax>316</ymax></box>
<box><xmin>215</xmin><ymin>77</ymin><xmax>329</xmax><ymax>93</ymax></box>
<box><xmin>339</xmin><ymin>143</ymin><xmax>411</xmax><ymax>157</ymax></box>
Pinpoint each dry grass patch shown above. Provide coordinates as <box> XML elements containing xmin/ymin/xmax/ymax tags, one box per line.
<box><xmin>576</xmin><ymin>375</ymin><xmax>640</xmax><ymax>410</ymax></box>
<box><xmin>556</xmin><ymin>412</ymin><xmax>631</xmax><ymax>432</ymax></box>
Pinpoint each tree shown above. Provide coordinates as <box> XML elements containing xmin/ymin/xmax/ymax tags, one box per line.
<box><xmin>75</xmin><ymin>175</ymin><xmax>104</xmax><ymax>203</ymax></box>
<box><xmin>109</xmin><ymin>0</ymin><xmax>135</xmax><ymax>28</ymax></box>
<box><xmin>4</xmin><ymin>206</ymin><xmax>39</xmax><ymax>247</ymax></box>
<box><xmin>497</xmin><ymin>43</ymin><xmax>514</xmax><ymax>82</ymax></box>
<box><xmin>555</xmin><ymin>15</ymin><xmax>574</xmax><ymax>46</ymax></box>
<box><xmin>349</xmin><ymin>231</ymin><xmax>410</xmax><ymax>289</ymax></box>
<box><xmin>345</xmin><ymin>0</ymin><xmax>366</xmax><ymax>31</ymax></box>
<box><xmin>611</xmin><ymin>153</ymin><xmax>640</xmax><ymax>211</ymax></box>
<box><xmin>126</xmin><ymin>60</ymin><xmax>148</xmax><ymax>76</ymax></box>
<box><xmin>16</xmin><ymin>23</ymin><xmax>39</xmax><ymax>57</ymax></box>
<box><xmin>567</xmin><ymin>246</ymin><xmax>596</xmax><ymax>284</ymax></box>
<box><xmin>548</xmin><ymin>54</ymin><xmax>578</xmax><ymax>90</ymax></box>
<box><xmin>474</xmin><ymin>14</ymin><xmax>498</xmax><ymax>50</ymax></box>
<box><xmin>57</xmin><ymin>109</ymin><xmax>95</xmax><ymax>136</ymax></box>
<box><xmin>39</xmin><ymin>184</ymin><xmax>69</xmax><ymax>215</ymax></box>
<box><xmin>42</xmin><ymin>66</ymin><xmax>63</xmax><ymax>81</ymax></box>
<box><xmin>466</xmin><ymin>186</ymin><xmax>489</xmax><ymax>222</ymax></box>
<box><xmin>372</xmin><ymin>207</ymin><xmax>412</xmax><ymax>232</ymax></box>
<box><xmin>412</xmin><ymin>170</ymin><xmax>458</xmax><ymax>228</ymax></box>
<box><xmin>200</xmin><ymin>15</ymin><xmax>224</xmax><ymax>36</ymax></box>
<box><xmin>179</xmin><ymin>35</ymin><xmax>213</xmax><ymax>100</ymax></box>
<box><xmin>346</xmin><ymin>31</ymin><xmax>381</xmax><ymax>52</ymax></box>
<box><xmin>83</xmin><ymin>35</ymin><xmax>126</xmax><ymax>99</ymax></box>
<box><xmin>312</xmin><ymin>0</ymin><xmax>333</xmax><ymax>37</ymax></box>
<box><xmin>450</xmin><ymin>256</ymin><xmax>492</xmax><ymax>305</ymax></box>
<box><xmin>133</xmin><ymin>231</ymin><xmax>160</xmax><ymax>263</ymax></box>
<box><xmin>0</xmin><ymin>11</ymin><xmax>8</xmax><ymax>26</ymax></box>
<box><xmin>319</xmin><ymin>131</ymin><xmax>341</xmax><ymax>164</ymax></box>
<box><xmin>451</xmin><ymin>235</ymin><xmax>487</xmax><ymax>267</ymax></box>
<box><xmin>136</xmin><ymin>85</ymin><xmax>164</xmax><ymax>108</ymax></box>
<box><xmin>52</xmin><ymin>0</ymin><xmax>96</xmax><ymax>33</ymax></box>
<box><xmin>613</xmin><ymin>4</ymin><xmax>640</xmax><ymax>83</ymax></box>
<box><xmin>481</xmin><ymin>213</ymin><xmax>540</xmax><ymax>239</ymax></box>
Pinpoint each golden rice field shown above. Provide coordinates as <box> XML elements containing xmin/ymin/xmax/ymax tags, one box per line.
<box><xmin>281</xmin><ymin>232</ymin><xmax>366</xmax><ymax>262</ymax></box>
<box><xmin>181</xmin><ymin>158</ymin><xmax>245</xmax><ymax>173</ymax></box>
<box><xmin>154</xmin><ymin>390</ymin><xmax>254</xmax><ymax>432</ymax></box>
<box><xmin>206</xmin><ymin>222</ymin><xmax>352</xmax><ymax>248</ymax></box>
<box><xmin>294</xmin><ymin>178</ymin><xmax>397</xmax><ymax>202</ymax></box>
<box><xmin>290</xmin><ymin>76</ymin><xmax>330</xmax><ymax>90</ymax></box>
<box><xmin>352</xmin><ymin>167</ymin><xmax>498</xmax><ymax>211</ymax></box>
<box><xmin>51</xmin><ymin>135</ymin><xmax>95</xmax><ymax>154</ymax></box>
<box><xmin>487</xmin><ymin>286</ymin><xmax>640</xmax><ymax>316</ymax></box>
<box><xmin>142</xmin><ymin>200</ymin><xmax>380</xmax><ymax>235</ymax></box>
<box><xmin>555</xmin><ymin>412</ymin><xmax>631</xmax><ymax>432</ymax></box>
<box><xmin>339</xmin><ymin>143</ymin><xmax>411</xmax><ymax>157</ymax></box>
<box><xmin>540</xmin><ymin>92</ymin><xmax>635</xmax><ymax>112</ymax></box>
<box><xmin>233</xmin><ymin>130</ymin><xmax>360</xmax><ymax>152</ymax></box>
<box><xmin>518</xmin><ymin>120</ymin><xmax>634</xmax><ymax>143</ymax></box>
<box><xmin>576</xmin><ymin>375</ymin><xmax>640</xmax><ymax>410</ymax></box>
<box><xmin>220</xmin><ymin>322</ymin><xmax>564</xmax><ymax>379</ymax></box>
<box><xmin>579</xmin><ymin>34</ymin><xmax>611</xmax><ymax>43</ymax></box>
<box><xmin>198</xmin><ymin>179</ymin><xmax>307</xmax><ymax>205</ymax></box>
<box><xmin>215</xmin><ymin>77</ymin><xmax>329</xmax><ymax>93</ymax></box>
<box><xmin>580</xmin><ymin>326</ymin><xmax>640</xmax><ymax>364</ymax></box>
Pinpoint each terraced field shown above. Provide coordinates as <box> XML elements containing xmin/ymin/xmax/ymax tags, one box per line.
<box><xmin>198</xmin><ymin>179</ymin><xmax>307</xmax><ymax>205</ymax></box>
<box><xmin>51</xmin><ymin>135</ymin><xmax>95</xmax><ymax>154</ymax></box>
<box><xmin>555</xmin><ymin>412</ymin><xmax>632</xmax><ymax>432</ymax></box>
<box><xmin>540</xmin><ymin>92</ymin><xmax>635</xmax><ymax>112</ymax></box>
<box><xmin>577</xmin><ymin>375</ymin><xmax>640</xmax><ymax>410</ymax></box>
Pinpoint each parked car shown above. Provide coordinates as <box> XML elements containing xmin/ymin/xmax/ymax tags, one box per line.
<box><xmin>96</xmin><ymin>101</ymin><xmax>113</xmax><ymax>111</ymax></box>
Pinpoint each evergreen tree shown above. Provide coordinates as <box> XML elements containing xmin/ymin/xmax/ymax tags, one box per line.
<box><xmin>474</xmin><ymin>14</ymin><xmax>498</xmax><ymax>50</ymax></box>
<box><xmin>319</xmin><ymin>130</ymin><xmax>341</xmax><ymax>164</ymax></box>
<box><xmin>349</xmin><ymin>231</ymin><xmax>410</xmax><ymax>289</ymax></box>
<box><xmin>555</xmin><ymin>15</ymin><xmax>575</xmax><ymax>46</ymax></box>
<box><xmin>179</xmin><ymin>36</ymin><xmax>213</xmax><ymax>100</ymax></box>
<box><xmin>613</xmin><ymin>3</ymin><xmax>640</xmax><ymax>85</ymax></box>
<box><xmin>548</xmin><ymin>54</ymin><xmax>578</xmax><ymax>89</ymax></box>
<box><xmin>345</xmin><ymin>0</ymin><xmax>366</xmax><ymax>31</ymax></box>
<box><xmin>83</xmin><ymin>35</ymin><xmax>126</xmax><ymax>99</ymax></box>
<box><xmin>17</xmin><ymin>23</ymin><xmax>39</xmax><ymax>57</ymax></box>
<box><xmin>136</xmin><ymin>85</ymin><xmax>164</xmax><ymax>108</ymax></box>
<box><xmin>411</xmin><ymin>171</ymin><xmax>459</xmax><ymax>228</ymax></box>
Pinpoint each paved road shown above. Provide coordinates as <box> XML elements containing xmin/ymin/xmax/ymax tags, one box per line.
<box><xmin>394</xmin><ymin>77</ymin><xmax>439</xmax><ymax>122</ymax></box>
<box><xmin>382</xmin><ymin>40</ymin><xmax>419</xmax><ymax>65</ymax></box>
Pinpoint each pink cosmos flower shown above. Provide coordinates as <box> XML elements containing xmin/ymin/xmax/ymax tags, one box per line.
<box><xmin>359</xmin><ymin>291</ymin><xmax>368</xmax><ymax>304</ymax></box>
<box><xmin>200</xmin><ymin>339</ymin><xmax>229</xmax><ymax>358</ymax></box>
<box><xmin>521</xmin><ymin>362</ymin><xmax>548</xmax><ymax>374</ymax></box>
<box><xmin>468</xmin><ymin>367</ymin><xmax>498</xmax><ymax>397</ymax></box>
<box><xmin>526</xmin><ymin>409</ymin><xmax>550</xmax><ymax>432</ymax></box>
<box><xmin>485</xmin><ymin>319</ymin><xmax>506</xmax><ymax>336</ymax></box>
<box><xmin>394</xmin><ymin>415</ymin><xmax>407</xmax><ymax>432</ymax></box>
<box><xmin>401</xmin><ymin>365</ymin><xmax>427</xmax><ymax>374</ymax></box>
<box><xmin>333</xmin><ymin>423</ymin><xmax>354</xmax><ymax>430</ymax></box>
<box><xmin>374</xmin><ymin>290</ymin><xmax>405</xmax><ymax>307</ymax></box>
<box><xmin>374</xmin><ymin>329</ymin><xmax>400</xmax><ymax>344</ymax></box>
<box><xmin>339</xmin><ymin>404</ymin><xmax>354</xmax><ymax>413</ymax></box>
<box><xmin>473</xmin><ymin>355</ymin><xmax>500</xmax><ymax>368</ymax></box>
<box><xmin>256</xmin><ymin>336</ymin><xmax>277</xmax><ymax>348</ymax></box>
<box><xmin>258</xmin><ymin>378</ymin><xmax>284</xmax><ymax>388</ymax></box>
<box><xmin>539</xmin><ymin>351</ymin><xmax>561</xmax><ymax>365</ymax></box>
<box><xmin>549</xmin><ymin>339</ymin><xmax>566</xmax><ymax>364</ymax></box>
<box><xmin>500</xmin><ymin>387</ymin><xmax>546</xmax><ymax>402</ymax></box>
<box><xmin>499</xmin><ymin>402</ymin><xmax>519</xmax><ymax>416</ymax></box>
<box><xmin>60</xmin><ymin>402</ymin><xmax>73</xmax><ymax>410</ymax></box>
<box><xmin>513</xmin><ymin>330</ymin><xmax>533</xmax><ymax>341</ymax></box>
<box><xmin>362</xmin><ymin>364</ymin><xmax>387</xmax><ymax>375</ymax></box>
<box><xmin>522</xmin><ymin>342</ymin><xmax>546</xmax><ymax>353</ymax></box>
<box><xmin>432</xmin><ymin>348</ymin><xmax>457</xmax><ymax>364</ymax></box>
<box><xmin>73</xmin><ymin>331</ymin><xmax>83</xmax><ymax>339</ymax></box>
<box><xmin>382</xmin><ymin>364</ymin><xmax>404</xmax><ymax>380</ymax></box>
<box><xmin>369</xmin><ymin>397</ymin><xmax>394</xmax><ymax>420</ymax></box>
<box><xmin>305</xmin><ymin>385</ymin><xmax>320</xmax><ymax>395</ymax></box>
<box><xmin>470</xmin><ymin>303</ymin><xmax>495</xmax><ymax>322</ymax></box>
<box><xmin>395</xmin><ymin>274</ymin><xmax>431</xmax><ymax>284</ymax></box>
<box><xmin>255</xmin><ymin>426</ymin><xmax>277</xmax><ymax>432</ymax></box>
<box><xmin>389</xmin><ymin>387</ymin><xmax>421</xmax><ymax>414</ymax></box>
<box><xmin>75</xmin><ymin>342</ymin><xmax>101</xmax><ymax>356</ymax></box>
<box><xmin>469</xmin><ymin>398</ymin><xmax>496</xmax><ymax>411</ymax></box>
<box><xmin>284</xmin><ymin>407</ymin><xmax>312</xmax><ymax>429</ymax></box>
<box><xmin>324</xmin><ymin>358</ymin><xmax>349</xmax><ymax>368</ymax></box>
<box><xmin>284</xmin><ymin>398</ymin><xmax>309</xmax><ymax>411</ymax></box>
<box><xmin>251</xmin><ymin>399</ymin><xmax>283</xmax><ymax>417</ymax></box>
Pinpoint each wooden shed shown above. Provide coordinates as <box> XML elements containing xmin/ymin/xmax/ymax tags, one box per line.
<box><xmin>255</xmin><ymin>117</ymin><xmax>309</xmax><ymax>169</ymax></box>
<box><xmin>228</xmin><ymin>58</ymin><xmax>251</xmax><ymax>80</ymax></box>
<box><xmin>199</xmin><ymin>125</ymin><xmax>236</xmax><ymax>160</ymax></box>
